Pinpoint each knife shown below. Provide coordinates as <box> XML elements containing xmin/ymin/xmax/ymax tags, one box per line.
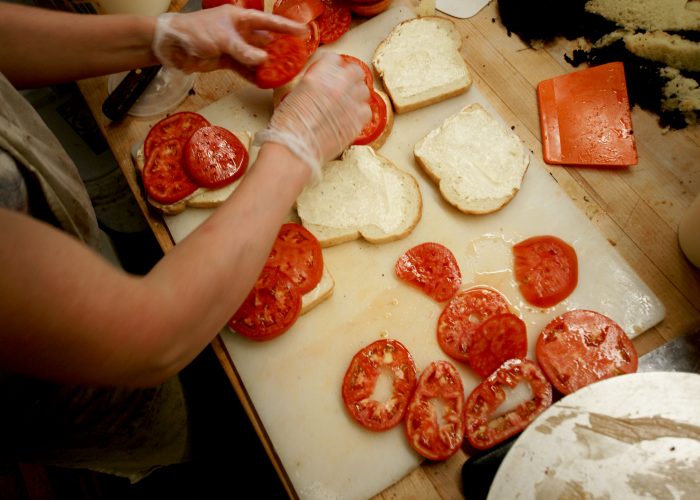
<box><xmin>102</xmin><ymin>65</ymin><xmax>162</xmax><ymax>121</ymax></box>
<box><xmin>460</xmin><ymin>327</ymin><xmax>700</xmax><ymax>500</ymax></box>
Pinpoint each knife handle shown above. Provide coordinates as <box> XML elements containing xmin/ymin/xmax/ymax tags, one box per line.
<box><xmin>461</xmin><ymin>438</ymin><xmax>515</xmax><ymax>500</ymax></box>
<box><xmin>102</xmin><ymin>65</ymin><xmax>162</xmax><ymax>122</ymax></box>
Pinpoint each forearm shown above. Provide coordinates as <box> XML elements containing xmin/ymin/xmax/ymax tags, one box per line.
<box><xmin>0</xmin><ymin>144</ymin><xmax>309</xmax><ymax>387</ymax></box>
<box><xmin>0</xmin><ymin>3</ymin><xmax>158</xmax><ymax>88</ymax></box>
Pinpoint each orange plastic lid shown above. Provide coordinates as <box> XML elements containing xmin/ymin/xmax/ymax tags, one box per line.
<box><xmin>537</xmin><ymin>62</ymin><xmax>638</xmax><ymax>167</ymax></box>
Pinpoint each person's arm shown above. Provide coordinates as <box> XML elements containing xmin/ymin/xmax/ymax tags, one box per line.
<box><xmin>0</xmin><ymin>3</ymin><xmax>157</xmax><ymax>88</ymax></box>
<box><xmin>0</xmin><ymin>53</ymin><xmax>370</xmax><ymax>388</ymax></box>
<box><xmin>0</xmin><ymin>2</ymin><xmax>306</xmax><ymax>88</ymax></box>
<box><xmin>0</xmin><ymin>143</ymin><xmax>306</xmax><ymax>388</ymax></box>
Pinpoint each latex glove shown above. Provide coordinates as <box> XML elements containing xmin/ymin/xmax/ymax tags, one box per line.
<box><xmin>152</xmin><ymin>5</ymin><xmax>307</xmax><ymax>74</ymax></box>
<box><xmin>254</xmin><ymin>53</ymin><xmax>372</xmax><ymax>184</ymax></box>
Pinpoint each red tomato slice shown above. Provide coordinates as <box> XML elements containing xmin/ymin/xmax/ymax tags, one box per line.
<box><xmin>228</xmin><ymin>267</ymin><xmax>302</xmax><ymax>341</ymax></box>
<box><xmin>273</xmin><ymin>0</ymin><xmax>325</xmax><ymax>23</ymax></box>
<box><xmin>348</xmin><ymin>0</ymin><xmax>392</xmax><ymax>16</ymax></box>
<box><xmin>536</xmin><ymin>310</ymin><xmax>638</xmax><ymax>395</ymax></box>
<box><xmin>467</xmin><ymin>313</ymin><xmax>528</xmax><ymax>378</ymax></box>
<box><xmin>513</xmin><ymin>235</ymin><xmax>578</xmax><ymax>308</ymax></box>
<box><xmin>266</xmin><ymin>223</ymin><xmax>323</xmax><ymax>295</ymax></box>
<box><xmin>143</xmin><ymin>111</ymin><xmax>210</xmax><ymax>159</ymax></box>
<box><xmin>142</xmin><ymin>139</ymin><xmax>198</xmax><ymax>205</ymax></box>
<box><xmin>202</xmin><ymin>0</ymin><xmax>263</xmax><ymax>8</ymax></box>
<box><xmin>437</xmin><ymin>287</ymin><xmax>511</xmax><ymax>363</ymax></box>
<box><xmin>342</xmin><ymin>339</ymin><xmax>417</xmax><ymax>432</ymax></box>
<box><xmin>303</xmin><ymin>20</ymin><xmax>321</xmax><ymax>58</ymax></box>
<box><xmin>316</xmin><ymin>0</ymin><xmax>352</xmax><ymax>44</ymax></box>
<box><xmin>255</xmin><ymin>34</ymin><xmax>310</xmax><ymax>89</ymax></box>
<box><xmin>395</xmin><ymin>242</ymin><xmax>462</xmax><ymax>302</ymax></box>
<box><xmin>340</xmin><ymin>54</ymin><xmax>374</xmax><ymax>88</ymax></box>
<box><xmin>184</xmin><ymin>125</ymin><xmax>249</xmax><ymax>189</ymax></box>
<box><xmin>353</xmin><ymin>90</ymin><xmax>388</xmax><ymax>147</ymax></box>
<box><xmin>464</xmin><ymin>358</ymin><xmax>553</xmax><ymax>450</ymax></box>
<box><xmin>405</xmin><ymin>360</ymin><xmax>466</xmax><ymax>461</ymax></box>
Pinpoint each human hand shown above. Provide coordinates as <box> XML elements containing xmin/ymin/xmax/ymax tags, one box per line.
<box><xmin>254</xmin><ymin>53</ymin><xmax>372</xmax><ymax>183</ymax></box>
<box><xmin>152</xmin><ymin>5</ymin><xmax>307</xmax><ymax>74</ymax></box>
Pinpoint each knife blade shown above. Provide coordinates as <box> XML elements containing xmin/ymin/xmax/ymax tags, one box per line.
<box><xmin>461</xmin><ymin>327</ymin><xmax>700</xmax><ymax>500</ymax></box>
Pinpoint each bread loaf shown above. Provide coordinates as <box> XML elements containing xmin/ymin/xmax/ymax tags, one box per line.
<box><xmin>372</xmin><ymin>17</ymin><xmax>472</xmax><ymax>114</ymax></box>
<box><xmin>414</xmin><ymin>103</ymin><xmax>529</xmax><ymax>215</ymax></box>
<box><xmin>296</xmin><ymin>145</ymin><xmax>422</xmax><ymax>247</ymax></box>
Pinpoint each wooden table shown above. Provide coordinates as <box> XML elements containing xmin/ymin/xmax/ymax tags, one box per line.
<box><xmin>76</xmin><ymin>1</ymin><xmax>700</xmax><ymax>497</ymax></box>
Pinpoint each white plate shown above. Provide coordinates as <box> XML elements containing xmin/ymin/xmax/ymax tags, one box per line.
<box><xmin>489</xmin><ymin>372</ymin><xmax>700</xmax><ymax>499</ymax></box>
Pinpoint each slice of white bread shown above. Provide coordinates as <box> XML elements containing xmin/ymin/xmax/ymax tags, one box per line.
<box><xmin>132</xmin><ymin>131</ymin><xmax>253</xmax><ymax>216</ymax></box>
<box><xmin>295</xmin><ymin>145</ymin><xmax>422</xmax><ymax>247</ymax></box>
<box><xmin>372</xmin><ymin>17</ymin><xmax>472</xmax><ymax>114</ymax></box>
<box><xmin>301</xmin><ymin>266</ymin><xmax>334</xmax><ymax>314</ymax></box>
<box><xmin>414</xmin><ymin>103</ymin><xmax>529</xmax><ymax>215</ymax></box>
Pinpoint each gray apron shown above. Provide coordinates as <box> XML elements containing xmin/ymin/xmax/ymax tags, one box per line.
<box><xmin>0</xmin><ymin>73</ymin><xmax>190</xmax><ymax>482</ymax></box>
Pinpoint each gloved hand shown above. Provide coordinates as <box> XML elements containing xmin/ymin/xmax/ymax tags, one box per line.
<box><xmin>254</xmin><ymin>53</ymin><xmax>372</xmax><ymax>184</ymax></box>
<box><xmin>152</xmin><ymin>5</ymin><xmax>307</xmax><ymax>74</ymax></box>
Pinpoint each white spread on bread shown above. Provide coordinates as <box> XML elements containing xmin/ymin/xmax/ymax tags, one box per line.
<box><xmin>296</xmin><ymin>146</ymin><xmax>422</xmax><ymax>247</ymax></box>
<box><xmin>414</xmin><ymin>103</ymin><xmax>529</xmax><ymax>214</ymax></box>
<box><xmin>372</xmin><ymin>17</ymin><xmax>472</xmax><ymax>114</ymax></box>
<box><xmin>298</xmin><ymin>147</ymin><xmax>405</xmax><ymax>232</ymax></box>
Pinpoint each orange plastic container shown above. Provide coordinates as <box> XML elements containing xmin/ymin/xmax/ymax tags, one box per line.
<box><xmin>537</xmin><ymin>62</ymin><xmax>638</xmax><ymax>167</ymax></box>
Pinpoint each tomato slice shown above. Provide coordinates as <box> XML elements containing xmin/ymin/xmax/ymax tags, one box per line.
<box><xmin>513</xmin><ymin>235</ymin><xmax>578</xmax><ymax>308</ymax></box>
<box><xmin>467</xmin><ymin>313</ymin><xmax>528</xmax><ymax>378</ymax></box>
<box><xmin>142</xmin><ymin>139</ymin><xmax>198</xmax><ymax>205</ymax></box>
<box><xmin>143</xmin><ymin>111</ymin><xmax>210</xmax><ymax>159</ymax></box>
<box><xmin>404</xmin><ymin>360</ymin><xmax>466</xmax><ymax>461</ymax></box>
<box><xmin>303</xmin><ymin>20</ymin><xmax>321</xmax><ymax>58</ymax></box>
<box><xmin>266</xmin><ymin>222</ymin><xmax>323</xmax><ymax>295</ymax></box>
<box><xmin>340</xmin><ymin>54</ymin><xmax>374</xmax><ymax>88</ymax></box>
<box><xmin>184</xmin><ymin>125</ymin><xmax>249</xmax><ymax>189</ymax></box>
<box><xmin>395</xmin><ymin>242</ymin><xmax>462</xmax><ymax>302</ymax></box>
<box><xmin>316</xmin><ymin>0</ymin><xmax>352</xmax><ymax>44</ymax></box>
<box><xmin>536</xmin><ymin>310</ymin><xmax>638</xmax><ymax>395</ymax></box>
<box><xmin>437</xmin><ymin>287</ymin><xmax>511</xmax><ymax>363</ymax></box>
<box><xmin>348</xmin><ymin>0</ymin><xmax>392</xmax><ymax>16</ymax></box>
<box><xmin>228</xmin><ymin>267</ymin><xmax>302</xmax><ymax>341</ymax></box>
<box><xmin>255</xmin><ymin>34</ymin><xmax>310</xmax><ymax>89</ymax></box>
<box><xmin>352</xmin><ymin>90</ymin><xmax>388</xmax><ymax>147</ymax></box>
<box><xmin>273</xmin><ymin>0</ymin><xmax>325</xmax><ymax>23</ymax></box>
<box><xmin>202</xmin><ymin>0</ymin><xmax>263</xmax><ymax>8</ymax></box>
<box><xmin>342</xmin><ymin>339</ymin><xmax>418</xmax><ymax>432</ymax></box>
<box><xmin>464</xmin><ymin>358</ymin><xmax>553</xmax><ymax>451</ymax></box>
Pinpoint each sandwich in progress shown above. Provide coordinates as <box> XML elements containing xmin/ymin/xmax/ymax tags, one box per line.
<box><xmin>414</xmin><ymin>103</ymin><xmax>530</xmax><ymax>214</ymax></box>
<box><xmin>372</xmin><ymin>17</ymin><xmax>472</xmax><ymax>114</ymax></box>
<box><xmin>296</xmin><ymin>146</ymin><xmax>422</xmax><ymax>247</ymax></box>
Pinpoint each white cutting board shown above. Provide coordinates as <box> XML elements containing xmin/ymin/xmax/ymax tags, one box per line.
<box><xmin>161</xmin><ymin>6</ymin><xmax>665</xmax><ymax>499</ymax></box>
<box><xmin>436</xmin><ymin>0</ymin><xmax>490</xmax><ymax>18</ymax></box>
<box><xmin>489</xmin><ymin>372</ymin><xmax>700</xmax><ymax>499</ymax></box>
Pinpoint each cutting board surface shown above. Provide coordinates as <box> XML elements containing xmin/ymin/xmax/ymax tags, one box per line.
<box><xmin>162</xmin><ymin>6</ymin><xmax>665</xmax><ymax>499</ymax></box>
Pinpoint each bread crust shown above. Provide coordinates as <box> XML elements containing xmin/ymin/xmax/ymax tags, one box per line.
<box><xmin>372</xmin><ymin>16</ymin><xmax>472</xmax><ymax>114</ymax></box>
<box><xmin>297</xmin><ymin>146</ymin><xmax>423</xmax><ymax>247</ymax></box>
<box><xmin>414</xmin><ymin>103</ymin><xmax>529</xmax><ymax>215</ymax></box>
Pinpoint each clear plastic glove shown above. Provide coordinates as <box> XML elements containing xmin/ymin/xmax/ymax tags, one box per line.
<box><xmin>152</xmin><ymin>5</ymin><xmax>307</xmax><ymax>74</ymax></box>
<box><xmin>254</xmin><ymin>53</ymin><xmax>372</xmax><ymax>184</ymax></box>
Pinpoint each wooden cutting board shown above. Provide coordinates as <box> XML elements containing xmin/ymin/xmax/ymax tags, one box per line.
<box><xmin>159</xmin><ymin>6</ymin><xmax>665</xmax><ymax>499</ymax></box>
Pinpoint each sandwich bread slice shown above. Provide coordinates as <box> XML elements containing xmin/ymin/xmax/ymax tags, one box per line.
<box><xmin>132</xmin><ymin>131</ymin><xmax>253</xmax><ymax>215</ymax></box>
<box><xmin>372</xmin><ymin>17</ymin><xmax>472</xmax><ymax>114</ymax></box>
<box><xmin>414</xmin><ymin>103</ymin><xmax>530</xmax><ymax>214</ymax></box>
<box><xmin>296</xmin><ymin>145</ymin><xmax>422</xmax><ymax>247</ymax></box>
